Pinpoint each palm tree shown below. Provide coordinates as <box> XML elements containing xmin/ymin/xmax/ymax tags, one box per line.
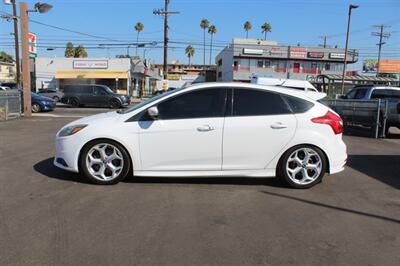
<box><xmin>134</xmin><ymin>22</ymin><xmax>144</xmax><ymax>56</ymax></box>
<box><xmin>208</xmin><ymin>25</ymin><xmax>217</xmax><ymax>65</ymax></box>
<box><xmin>243</xmin><ymin>21</ymin><xmax>252</xmax><ymax>38</ymax></box>
<box><xmin>200</xmin><ymin>19</ymin><xmax>209</xmax><ymax>66</ymax></box>
<box><xmin>261</xmin><ymin>23</ymin><xmax>272</xmax><ymax>40</ymax></box>
<box><xmin>185</xmin><ymin>45</ymin><xmax>195</xmax><ymax>65</ymax></box>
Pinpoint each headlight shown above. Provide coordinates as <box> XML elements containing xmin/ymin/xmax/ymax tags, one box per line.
<box><xmin>58</xmin><ymin>124</ymin><xmax>87</xmax><ymax>137</ymax></box>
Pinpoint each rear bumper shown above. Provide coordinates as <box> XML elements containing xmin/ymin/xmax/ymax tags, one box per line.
<box><xmin>327</xmin><ymin>136</ymin><xmax>347</xmax><ymax>174</ymax></box>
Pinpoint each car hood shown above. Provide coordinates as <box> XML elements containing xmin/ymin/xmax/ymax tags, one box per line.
<box><xmin>65</xmin><ymin>111</ymin><xmax>121</xmax><ymax>127</ymax></box>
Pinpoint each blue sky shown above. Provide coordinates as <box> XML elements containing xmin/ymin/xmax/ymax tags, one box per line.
<box><xmin>1</xmin><ymin>0</ymin><xmax>399</xmax><ymax>70</ymax></box>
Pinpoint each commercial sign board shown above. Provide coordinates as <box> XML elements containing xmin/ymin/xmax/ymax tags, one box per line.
<box><xmin>363</xmin><ymin>59</ymin><xmax>378</xmax><ymax>73</ymax></box>
<box><xmin>307</xmin><ymin>52</ymin><xmax>324</xmax><ymax>59</ymax></box>
<box><xmin>379</xmin><ymin>60</ymin><xmax>400</xmax><ymax>73</ymax></box>
<box><xmin>28</xmin><ymin>32</ymin><xmax>37</xmax><ymax>58</ymax></box>
<box><xmin>243</xmin><ymin>48</ymin><xmax>263</xmax><ymax>55</ymax></box>
<box><xmin>329</xmin><ymin>53</ymin><xmax>345</xmax><ymax>59</ymax></box>
<box><xmin>290</xmin><ymin>48</ymin><xmax>306</xmax><ymax>58</ymax></box>
<box><xmin>73</xmin><ymin>60</ymin><xmax>108</xmax><ymax>69</ymax></box>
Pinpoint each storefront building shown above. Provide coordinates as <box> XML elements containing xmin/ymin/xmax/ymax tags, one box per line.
<box><xmin>216</xmin><ymin>38</ymin><xmax>358</xmax><ymax>83</ymax></box>
<box><xmin>36</xmin><ymin>57</ymin><xmax>134</xmax><ymax>94</ymax></box>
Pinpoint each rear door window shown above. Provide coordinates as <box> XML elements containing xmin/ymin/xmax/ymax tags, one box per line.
<box><xmin>81</xmin><ymin>86</ymin><xmax>93</xmax><ymax>94</ymax></box>
<box><xmin>232</xmin><ymin>88</ymin><xmax>292</xmax><ymax>116</ymax></box>
<box><xmin>371</xmin><ymin>89</ymin><xmax>392</xmax><ymax>99</ymax></box>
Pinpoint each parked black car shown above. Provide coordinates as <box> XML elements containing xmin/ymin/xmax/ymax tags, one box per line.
<box><xmin>61</xmin><ymin>84</ymin><xmax>130</xmax><ymax>108</ymax></box>
<box><xmin>37</xmin><ymin>88</ymin><xmax>64</xmax><ymax>102</ymax></box>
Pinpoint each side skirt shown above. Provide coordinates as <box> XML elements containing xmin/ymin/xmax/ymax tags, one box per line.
<box><xmin>134</xmin><ymin>169</ymin><xmax>276</xmax><ymax>177</ymax></box>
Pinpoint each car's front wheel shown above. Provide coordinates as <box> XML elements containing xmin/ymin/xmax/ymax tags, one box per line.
<box><xmin>110</xmin><ymin>99</ymin><xmax>121</xmax><ymax>109</ymax></box>
<box><xmin>79</xmin><ymin>140</ymin><xmax>131</xmax><ymax>185</ymax></box>
<box><xmin>32</xmin><ymin>103</ymin><xmax>41</xmax><ymax>113</ymax></box>
<box><xmin>277</xmin><ymin>145</ymin><xmax>327</xmax><ymax>189</ymax></box>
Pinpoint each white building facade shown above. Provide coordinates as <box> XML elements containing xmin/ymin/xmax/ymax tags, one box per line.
<box><xmin>216</xmin><ymin>38</ymin><xmax>358</xmax><ymax>83</ymax></box>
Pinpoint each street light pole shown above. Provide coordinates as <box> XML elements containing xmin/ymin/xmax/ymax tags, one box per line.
<box><xmin>340</xmin><ymin>4</ymin><xmax>359</xmax><ymax>95</ymax></box>
<box><xmin>20</xmin><ymin>2</ymin><xmax>32</xmax><ymax>117</ymax></box>
<box><xmin>11</xmin><ymin>0</ymin><xmax>21</xmax><ymax>88</ymax></box>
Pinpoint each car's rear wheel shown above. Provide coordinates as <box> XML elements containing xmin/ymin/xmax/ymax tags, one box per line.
<box><xmin>110</xmin><ymin>99</ymin><xmax>121</xmax><ymax>109</ymax></box>
<box><xmin>53</xmin><ymin>96</ymin><xmax>60</xmax><ymax>102</ymax></box>
<box><xmin>70</xmin><ymin>98</ymin><xmax>79</xmax><ymax>108</ymax></box>
<box><xmin>80</xmin><ymin>140</ymin><xmax>131</xmax><ymax>185</ymax></box>
<box><xmin>277</xmin><ymin>145</ymin><xmax>327</xmax><ymax>189</ymax></box>
<box><xmin>32</xmin><ymin>103</ymin><xmax>41</xmax><ymax>113</ymax></box>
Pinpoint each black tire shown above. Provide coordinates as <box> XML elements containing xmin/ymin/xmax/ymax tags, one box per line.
<box><xmin>32</xmin><ymin>103</ymin><xmax>41</xmax><ymax>113</ymax></box>
<box><xmin>110</xmin><ymin>99</ymin><xmax>121</xmax><ymax>109</ymax></box>
<box><xmin>277</xmin><ymin>145</ymin><xmax>327</xmax><ymax>189</ymax></box>
<box><xmin>79</xmin><ymin>139</ymin><xmax>131</xmax><ymax>185</ymax></box>
<box><xmin>53</xmin><ymin>96</ymin><xmax>60</xmax><ymax>102</ymax></box>
<box><xmin>70</xmin><ymin>98</ymin><xmax>79</xmax><ymax>108</ymax></box>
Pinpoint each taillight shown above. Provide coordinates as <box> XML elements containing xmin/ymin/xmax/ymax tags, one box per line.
<box><xmin>311</xmin><ymin>111</ymin><xmax>343</xmax><ymax>135</ymax></box>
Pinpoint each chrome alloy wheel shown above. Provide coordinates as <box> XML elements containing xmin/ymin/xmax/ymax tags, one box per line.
<box><xmin>286</xmin><ymin>148</ymin><xmax>322</xmax><ymax>185</ymax></box>
<box><xmin>86</xmin><ymin>143</ymin><xmax>124</xmax><ymax>181</ymax></box>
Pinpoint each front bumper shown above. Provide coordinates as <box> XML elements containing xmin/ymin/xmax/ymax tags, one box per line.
<box><xmin>54</xmin><ymin>135</ymin><xmax>80</xmax><ymax>173</ymax></box>
<box><xmin>41</xmin><ymin>102</ymin><xmax>56</xmax><ymax>111</ymax></box>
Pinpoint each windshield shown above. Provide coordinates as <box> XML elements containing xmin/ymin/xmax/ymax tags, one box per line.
<box><xmin>119</xmin><ymin>87</ymin><xmax>184</xmax><ymax>114</ymax></box>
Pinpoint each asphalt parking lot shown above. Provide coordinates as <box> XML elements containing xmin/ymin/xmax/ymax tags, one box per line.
<box><xmin>1</xmin><ymin>108</ymin><xmax>400</xmax><ymax>266</ymax></box>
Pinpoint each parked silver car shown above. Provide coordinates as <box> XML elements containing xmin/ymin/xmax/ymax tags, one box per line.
<box><xmin>37</xmin><ymin>89</ymin><xmax>64</xmax><ymax>102</ymax></box>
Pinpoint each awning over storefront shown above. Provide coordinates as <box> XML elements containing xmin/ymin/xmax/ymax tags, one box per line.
<box><xmin>55</xmin><ymin>70</ymin><xmax>129</xmax><ymax>79</ymax></box>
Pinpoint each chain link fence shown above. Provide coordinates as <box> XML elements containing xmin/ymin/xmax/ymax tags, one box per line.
<box><xmin>0</xmin><ymin>90</ymin><xmax>22</xmax><ymax>121</ymax></box>
<box><xmin>324</xmin><ymin>99</ymin><xmax>388</xmax><ymax>139</ymax></box>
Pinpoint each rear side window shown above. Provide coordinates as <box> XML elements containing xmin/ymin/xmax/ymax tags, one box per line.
<box><xmin>391</xmin><ymin>90</ymin><xmax>400</xmax><ymax>99</ymax></box>
<box><xmin>232</xmin><ymin>88</ymin><xmax>291</xmax><ymax>116</ymax></box>
<box><xmin>283</xmin><ymin>95</ymin><xmax>314</xmax><ymax>113</ymax></box>
<box><xmin>81</xmin><ymin>86</ymin><xmax>93</xmax><ymax>94</ymax></box>
<box><xmin>371</xmin><ymin>89</ymin><xmax>392</xmax><ymax>99</ymax></box>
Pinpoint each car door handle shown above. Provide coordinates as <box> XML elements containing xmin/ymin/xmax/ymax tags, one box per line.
<box><xmin>270</xmin><ymin>123</ymin><xmax>287</xmax><ymax>129</ymax></box>
<box><xmin>197</xmin><ymin>125</ymin><xmax>215</xmax><ymax>132</ymax></box>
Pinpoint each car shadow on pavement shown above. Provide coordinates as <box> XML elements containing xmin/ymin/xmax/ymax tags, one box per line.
<box><xmin>33</xmin><ymin>157</ymin><xmax>91</xmax><ymax>184</ymax></box>
<box><xmin>259</xmin><ymin>190</ymin><xmax>400</xmax><ymax>224</ymax></box>
<box><xmin>347</xmin><ymin>155</ymin><xmax>400</xmax><ymax>189</ymax></box>
<box><xmin>33</xmin><ymin>157</ymin><xmax>286</xmax><ymax>187</ymax></box>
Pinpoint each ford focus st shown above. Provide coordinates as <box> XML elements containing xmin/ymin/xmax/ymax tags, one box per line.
<box><xmin>54</xmin><ymin>82</ymin><xmax>347</xmax><ymax>188</ymax></box>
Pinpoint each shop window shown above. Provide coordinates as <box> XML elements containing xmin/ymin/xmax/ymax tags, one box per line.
<box><xmin>325</xmin><ymin>63</ymin><xmax>331</xmax><ymax>71</ymax></box>
<box><xmin>311</xmin><ymin>63</ymin><xmax>317</xmax><ymax>69</ymax></box>
<box><xmin>264</xmin><ymin>60</ymin><xmax>271</xmax><ymax>68</ymax></box>
<box><xmin>257</xmin><ymin>60</ymin><xmax>264</xmax><ymax>68</ymax></box>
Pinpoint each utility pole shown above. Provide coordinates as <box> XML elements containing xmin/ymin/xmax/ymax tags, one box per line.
<box><xmin>319</xmin><ymin>36</ymin><xmax>327</xmax><ymax>48</ymax></box>
<box><xmin>372</xmin><ymin>24</ymin><xmax>391</xmax><ymax>74</ymax></box>
<box><xmin>153</xmin><ymin>0</ymin><xmax>179</xmax><ymax>80</ymax></box>
<box><xmin>20</xmin><ymin>2</ymin><xmax>31</xmax><ymax>117</ymax></box>
<box><xmin>11</xmin><ymin>0</ymin><xmax>21</xmax><ymax>88</ymax></box>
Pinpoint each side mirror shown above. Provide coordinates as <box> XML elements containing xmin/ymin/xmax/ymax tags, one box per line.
<box><xmin>147</xmin><ymin>106</ymin><xmax>159</xmax><ymax>119</ymax></box>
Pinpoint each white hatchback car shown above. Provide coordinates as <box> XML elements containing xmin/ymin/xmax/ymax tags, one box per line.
<box><xmin>54</xmin><ymin>82</ymin><xmax>347</xmax><ymax>188</ymax></box>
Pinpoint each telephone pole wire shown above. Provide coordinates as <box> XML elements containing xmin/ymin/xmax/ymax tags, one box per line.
<box><xmin>372</xmin><ymin>24</ymin><xmax>391</xmax><ymax>74</ymax></box>
<box><xmin>153</xmin><ymin>0</ymin><xmax>179</xmax><ymax>80</ymax></box>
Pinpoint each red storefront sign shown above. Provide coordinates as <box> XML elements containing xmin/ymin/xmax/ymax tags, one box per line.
<box><xmin>307</xmin><ymin>52</ymin><xmax>324</xmax><ymax>58</ymax></box>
